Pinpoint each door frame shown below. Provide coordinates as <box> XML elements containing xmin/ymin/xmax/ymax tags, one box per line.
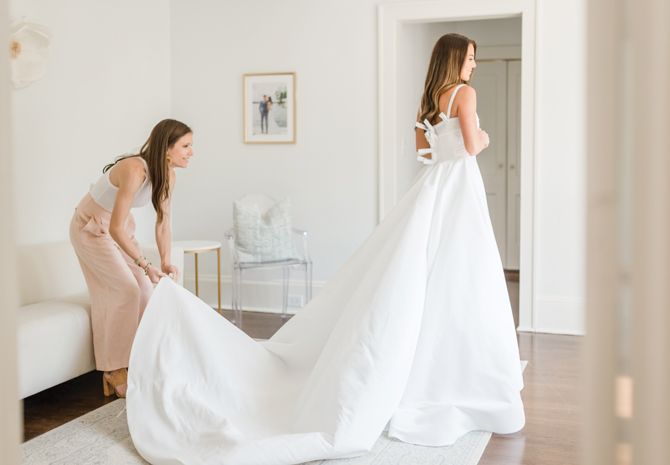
<box><xmin>0</xmin><ymin>0</ymin><xmax>22</xmax><ymax>458</ymax></box>
<box><xmin>377</xmin><ymin>0</ymin><xmax>537</xmax><ymax>331</ymax></box>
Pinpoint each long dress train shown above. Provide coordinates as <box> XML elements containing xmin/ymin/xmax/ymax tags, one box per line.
<box><xmin>126</xmin><ymin>84</ymin><xmax>525</xmax><ymax>465</ymax></box>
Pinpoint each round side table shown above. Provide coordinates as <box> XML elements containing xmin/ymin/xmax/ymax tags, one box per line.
<box><xmin>173</xmin><ymin>240</ymin><xmax>222</xmax><ymax>314</ymax></box>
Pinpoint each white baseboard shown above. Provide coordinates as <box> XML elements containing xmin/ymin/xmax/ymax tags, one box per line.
<box><xmin>530</xmin><ymin>295</ymin><xmax>586</xmax><ymax>335</ymax></box>
<box><xmin>183</xmin><ymin>273</ymin><xmax>325</xmax><ymax>315</ymax></box>
<box><xmin>185</xmin><ymin>275</ymin><xmax>585</xmax><ymax>336</ymax></box>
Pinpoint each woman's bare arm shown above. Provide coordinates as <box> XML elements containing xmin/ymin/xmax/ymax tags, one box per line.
<box><xmin>155</xmin><ymin>169</ymin><xmax>176</xmax><ymax>277</ymax></box>
<box><xmin>109</xmin><ymin>160</ymin><xmax>146</xmax><ymax>262</ymax></box>
<box><xmin>109</xmin><ymin>159</ymin><xmax>166</xmax><ymax>282</ymax></box>
<box><xmin>453</xmin><ymin>86</ymin><xmax>489</xmax><ymax>156</ymax></box>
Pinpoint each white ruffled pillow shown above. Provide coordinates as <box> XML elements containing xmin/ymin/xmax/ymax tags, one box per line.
<box><xmin>233</xmin><ymin>195</ymin><xmax>295</xmax><ymax>261</ymax></box>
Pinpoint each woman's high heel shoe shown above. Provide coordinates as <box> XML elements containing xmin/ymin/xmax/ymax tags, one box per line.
<box><xmin>102</xmin><ymin>369</ymin><xmax>128</xmax><ymax>398</ymax></box>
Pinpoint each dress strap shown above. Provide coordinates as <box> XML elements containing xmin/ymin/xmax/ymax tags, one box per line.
<box><xmin>137</xmin><ymin>156</ymin><xmax>148</xmax><ymax>169</ymax></box>
<box><xmin>135</xmin><ymin>156</ymin><xmax>150</xmax><ymax>185</ymax></box>
<box><xmin>446</xmin><ymin>84</ymin><xmax>466</xmax><ymax>119</ymax></box>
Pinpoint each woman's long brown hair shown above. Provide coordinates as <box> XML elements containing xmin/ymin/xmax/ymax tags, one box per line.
<box><xmin>103</xmin><ymin>119</ymin><xmax>192</xmax><ymax>223</ymax></box>
<box><xmin>418</xmin><ymin>33</ymin><xmax>477</xmax><ymax>125</ymax></box>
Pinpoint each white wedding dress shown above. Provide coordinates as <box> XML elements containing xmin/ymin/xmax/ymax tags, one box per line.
<box><xmin>127</xmin><ymin>84</ymin><xmax>525</xmax><ymax>465</ymax></box>
<box><xmin>267</xmin><ymin>106</ymin><xmax>282</xmax><ymax>134</ymax></box>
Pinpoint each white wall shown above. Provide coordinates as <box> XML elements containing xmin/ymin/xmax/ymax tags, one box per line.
<box><xmin>532</xmin><ymin>0</ymin><xmax>585</xmax><ymax>334</ymax></box>
<box><xmin>10</xmin><ymin>0</ymin><xmax>172</xmax><ymax>246</ymax></box>
<box><xmin>169</xmin><ymin>0</ymin><xmax>380</xmax><ymax>292</ymax></box>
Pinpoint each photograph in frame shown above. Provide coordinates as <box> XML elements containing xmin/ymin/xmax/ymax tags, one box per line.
<box><xmin>243</xmin><ymin>72</ymin><xmax>296</xmax><ymax>144</ymax></box>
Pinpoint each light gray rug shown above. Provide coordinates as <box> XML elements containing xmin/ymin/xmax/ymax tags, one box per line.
<box><xmin>22</xmin><ymin>361</ymin><xmax>528</xmax><ymax>465</ymax></box>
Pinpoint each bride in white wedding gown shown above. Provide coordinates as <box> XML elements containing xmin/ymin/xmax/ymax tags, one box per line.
<box><xmin>127</xmin><ymin>33</ymin><xmax>525</xmax><ymax>465</ymax></box>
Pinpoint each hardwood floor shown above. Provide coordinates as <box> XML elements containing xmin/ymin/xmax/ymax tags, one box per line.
<box><xmin>22</xmin><ymin>369</ymin><xmax>116</xmax><ymax>442</ymax></box>
<box><xmin>22</xmin><ymin>277</ymin><xmax>581</xmax><ymax>465</ymax></box>
<box><xmin>481</xmin><ymin>333</ymin><xmax>582</xmax><ymax>465</ymax></box>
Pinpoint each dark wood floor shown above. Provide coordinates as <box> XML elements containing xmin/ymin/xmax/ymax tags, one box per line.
<box><xmin>23</xmin><ymin>274</ymin><xmax>581</xmax><ymax>465</ymax></box>
<box><xmin>481</xmin><ymin>333</ymin><xmax>582</xmax><ymax>465</ymax></box>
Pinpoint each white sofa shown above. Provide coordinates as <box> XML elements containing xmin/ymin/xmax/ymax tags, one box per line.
<box><xmin>16</xmin><ymin>241</ymin><xmax>183</xmax><ymax>399</ymax></box>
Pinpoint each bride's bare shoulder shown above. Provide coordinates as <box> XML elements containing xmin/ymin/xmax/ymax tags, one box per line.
<box><xmin>438</xmin><ymin>85</ymin><xmax>475</xmax><ymax>113</ymax></box>
<box><xmin>438</xmin><ymin>85</ymin><xmax>476</xmax><ymax>117</ymax></box>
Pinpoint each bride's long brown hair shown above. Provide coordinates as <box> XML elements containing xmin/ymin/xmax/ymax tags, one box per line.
<box><xmin>103</xmin><ymin>119</ymin><xmax>192</xmax><ymax>223</ymax></box>
<box><xmin>418</xmin><ymin>33</ymin><xmax>477</xmax><ymax>125</ymax></box>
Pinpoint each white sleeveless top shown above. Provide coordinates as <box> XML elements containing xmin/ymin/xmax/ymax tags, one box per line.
<box><xmin>89</xmin><ymin>156</ymin><xmax>152</xmax><ymax>212</ymax></box>
<box><xmin>415</xmin><ymin>83</ymin><xmax>480</xmax><ymax>164</ymax></box>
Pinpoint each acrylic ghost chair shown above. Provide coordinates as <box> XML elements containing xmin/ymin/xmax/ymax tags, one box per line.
<box><xmin>224</xmin><ymin>195</ymin><xmax>313</xmax><ymax>326</ymax></box>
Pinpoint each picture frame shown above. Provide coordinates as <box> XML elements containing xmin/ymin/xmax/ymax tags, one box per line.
<box><xmin>243</xmin><ymin>72</ymin><xmax>296</xmax><ymax>144</ymax></box>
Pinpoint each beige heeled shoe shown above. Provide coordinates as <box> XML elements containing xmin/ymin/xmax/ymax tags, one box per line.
<box><xmin>102</xmin><ymin>369</ymin><xmax>128</xmax><ymax>398</ymax></box>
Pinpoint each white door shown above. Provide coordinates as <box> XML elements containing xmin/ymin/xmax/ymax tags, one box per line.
<box><xmin>470</xmin><ymin>60</ymin><xmax>522</xmax><ymax>270</ymax></box>
<box><xmin>470</xmin><ymin>61</ymin><xmax>508</xmax><ymax>265</ymax></box>
<box><xmin>506</xmin><ymin>61</ymin><xmax>522</xmax><ymax>270</ymax></box>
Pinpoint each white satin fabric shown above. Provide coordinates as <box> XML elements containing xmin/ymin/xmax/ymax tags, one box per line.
<box><xmin>127</xmin><ymin>90</ymin><xmax>525</xmax><ymax>464</ymax></box>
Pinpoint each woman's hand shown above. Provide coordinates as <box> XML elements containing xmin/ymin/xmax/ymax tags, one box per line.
<box><xmin>146</xmin><ymin>265</ymin><xmax>167</xmax><ymax>284</ymax></box>
<box><xmin>162</xmin><ymin>263</ymin><xmax>179</xmax><ymax>281</ymax></box>
<box><xmin>479</xmin><ymin>130</ymin><xmax>490</xmax><ymax>149</ymax></box>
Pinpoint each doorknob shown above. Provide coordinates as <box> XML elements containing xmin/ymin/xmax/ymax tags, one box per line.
<box><xmin>498</xmin><ymin>163</ymin><xmax>504</xmax><ymax>169</ymax></box>
<box><xmin>510</xmin><ymin>164</ymin><xmax>516</xmax><ymax>170</ymax></box>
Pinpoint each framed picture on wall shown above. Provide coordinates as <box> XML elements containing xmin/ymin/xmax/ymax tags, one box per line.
<box><xmin>243</xmin><ymin>72</ymin><xmax>296</xmax><ymax>144</ymax></box>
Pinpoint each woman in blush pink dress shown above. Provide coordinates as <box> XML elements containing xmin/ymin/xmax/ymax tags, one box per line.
<box><xmin>70</xmin><ymin>119</ymin><xmax>193</xmax><ymax>398</ymax></box>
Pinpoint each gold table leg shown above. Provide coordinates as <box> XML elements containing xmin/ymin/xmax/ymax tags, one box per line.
<box><xmin>216</xmin><ymin>247</ymin><xmax>222</xmax><ymax>314</ymax></box>
<box><xmin>194</xmin><ymin>253</ymin><xmax>199</xmax><ymax>296</ymax></box>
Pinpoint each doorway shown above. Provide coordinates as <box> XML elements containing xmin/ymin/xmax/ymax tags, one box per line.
<box><xmin>378</xmin><ymin>0</ymin><xmax>537</xmax><ymax>330</ymax></box>
<box><xmin>395</xmin><ymin>17</ymin><xmax>522</xmax><ymax>271</ymax></box>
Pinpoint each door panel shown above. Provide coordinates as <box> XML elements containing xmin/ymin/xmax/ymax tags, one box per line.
<box><xmin>470</xmin><ymin>62</ymin><xmax>508</xmax><ymax>264</ymax></box>
<box><xmin>506</xmin><ymin>61</ymin><xmax>522</xmax><ymax>270</ymax></box>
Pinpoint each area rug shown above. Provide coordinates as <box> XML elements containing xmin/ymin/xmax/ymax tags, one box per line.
<box><xmin>22</xmin><ymin>361</ymin><xmax>528</xmax><ymax>465</ymax></box>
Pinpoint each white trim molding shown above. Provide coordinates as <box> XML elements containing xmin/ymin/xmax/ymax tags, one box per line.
<box><xmin>0</xmin><ymin>0</ymin><xmax>21</xmax><ymax>456</ymax></box>
<box><xmin>475</xmin><ymin>45</ymin><xmax>522</xmax><ymax>60</ymax></box>
<box><xmin>377</xmin><ymin>0</ymin><xmax>537</xmax><ymax>332</ymax></box>
<box><xmin>183</xmin><ymin>274</ymin><xmax>326</xmax><ymax>315</ymax></box>
<box><xmin>530</xmin><ymin>295</ymin><xmax>586</xmax><ymax>335</ymax></box>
